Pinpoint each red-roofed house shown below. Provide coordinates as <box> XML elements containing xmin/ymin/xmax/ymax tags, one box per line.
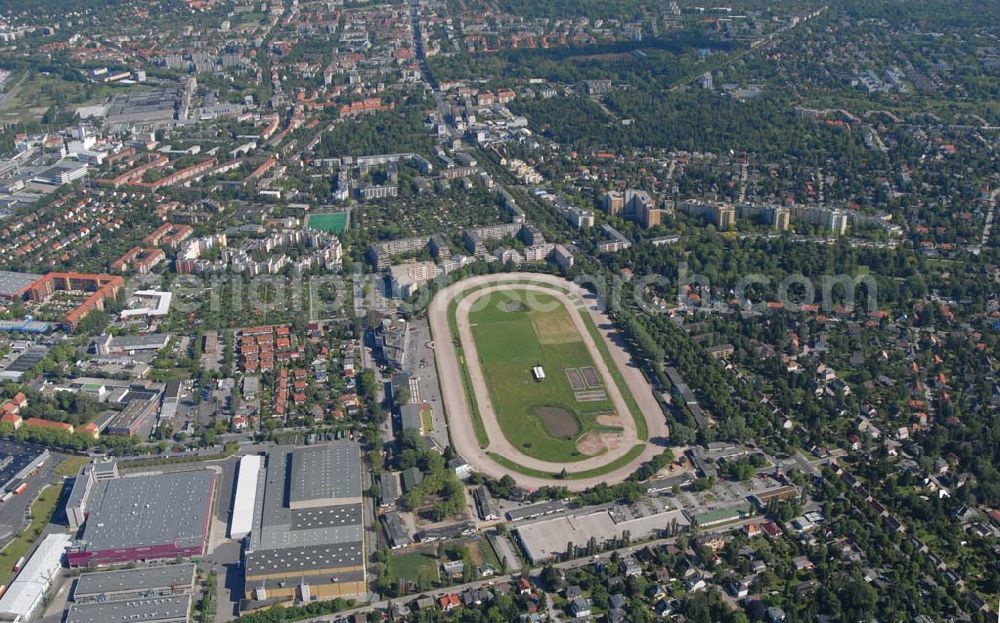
<box><xmin>438</xmin><ymin>594</ymin><xmax>460</xmax><ymax>611</ymax></box>
<box><xmin>78</xmin><ymin>422</ymin><xmax>100</xmax><ymax>440</ymax></box>
<box><xmin>25</xmin><ymin>417</ymin><xmax>74</xmax><ymax>434</ymax></box>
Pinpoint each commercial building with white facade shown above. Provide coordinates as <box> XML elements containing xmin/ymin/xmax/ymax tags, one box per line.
<box><xmin>229</xmin><ymin>454</ymin><xmax>262</xmax><ymax>539</ymax></box>
<box><xmin>0</xmin><ymin>533</ymin><xmax>72</xmax><ymax>621</ymax></box>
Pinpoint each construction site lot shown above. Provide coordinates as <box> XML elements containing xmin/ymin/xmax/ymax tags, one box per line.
<box><xmin>467</xmin><ymin>290</ymin><xmax>621</xmax><ymax>463</ymax></box>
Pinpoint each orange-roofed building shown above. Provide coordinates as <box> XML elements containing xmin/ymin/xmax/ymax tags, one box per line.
<box><xmin>1</xmin><ymin>412</ymin><xmax>22</xmax><ymax>430</ymax></box>
<box><xmin>78</xmin><ymin>422</ymin><xmax>100</xmax><ymax>440</ymax></box>
<box><xmin>25</xmin><ymin>417</ymin><xmax>74</xmax><ymax>433</ymax></box>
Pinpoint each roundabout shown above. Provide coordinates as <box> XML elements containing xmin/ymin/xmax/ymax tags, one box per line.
<box><xmin>427</xmin><ymin>272</ymin><xmax>669</xmax><ymax>491</ymax></box>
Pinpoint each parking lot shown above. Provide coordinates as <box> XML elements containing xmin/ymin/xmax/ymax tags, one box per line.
<box><xmin>402</xmin><ymin>317</ymin><xmax>449</xmax><ymax>449</ymax></box>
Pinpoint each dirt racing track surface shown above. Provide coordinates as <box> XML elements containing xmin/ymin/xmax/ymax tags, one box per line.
<box><xmin>427</xmin><ymin>272</ymin><xmax>669</xmax><ymax>491</ymax></box>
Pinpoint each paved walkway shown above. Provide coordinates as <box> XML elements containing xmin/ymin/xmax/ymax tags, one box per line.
<box><xmin>428</xmin><ymin>273</ymin><xmax>668</xmax><ymax>491</ymax></box>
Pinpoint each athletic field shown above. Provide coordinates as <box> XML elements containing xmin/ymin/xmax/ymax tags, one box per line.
<box><xmin>306</xmin><ymin>211</ymin><xmax>349</xmax><ymax>234</ymax></box>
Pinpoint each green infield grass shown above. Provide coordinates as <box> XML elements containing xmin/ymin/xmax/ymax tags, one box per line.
<box><xmin>467</xmin><ymin>289</ymin><xmax>620</xmax><ymax>462</ymax></box>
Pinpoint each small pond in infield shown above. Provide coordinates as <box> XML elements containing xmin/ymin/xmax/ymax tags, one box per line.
<box><xmin>533</xmin><ymin>406</ymin><xmax>580</xmax><ymax>438</ymax></box>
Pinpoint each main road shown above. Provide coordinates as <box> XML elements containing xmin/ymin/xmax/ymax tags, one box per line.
<box><xmin>427</xmin><ymin>272</ymin><xmax>669</xmax><ymax>491</ymax></box>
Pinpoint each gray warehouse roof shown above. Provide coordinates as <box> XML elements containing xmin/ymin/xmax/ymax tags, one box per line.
<box><xmin>290</xmin><ymin>504</ymin><xmax>362</xmax><ymax>531</ymax></box>
<box><xmin>257</xmin><ymin>451</ymin><xmax>363</xmax><ymax>550</ymax></box>
<box><xmin>106</xmin><ymin>334</ymin><xmax>172</xmax><ymax>351</ymax></box>
<box><xmin>0</xmin><ymin>271</ymin><xmax>40</xmax><ymax>298</ymax></box>
<box><xmin>244</xmin><ymin>542</ymin><xmax>363</xmax><ymax>576</ymax></box>
<box><xmin>80</xmin><ymin>471</ymin><xmax>214</xmax><ymax>551</ymax></box>
<box><xmin>288</xmin><ymin>442</ymin><xmax>362</xmax><ymax>508</ymax></box>
<box><xmin>73</xmin><ymin>564</ymin><xmax>195</xmax><ymax>599</ymax></box>
<box><xmin>506</xmin><ymin>500</ymin><xmax>568</xmax><ymax>522</ymax></box>
<box><xmin>399</xmin><ymin>404</ymin><xmax>423</xmax><ymax>431</ymax></box>
<box><xmin>64</xmin><ymin>594</ymin><xmax>192</xmax><ymax>623</ymax></box>
<box><xmin>246</xmin><ymin>443</ymin><xmax>366</xmax><ymax>578</ymax></box>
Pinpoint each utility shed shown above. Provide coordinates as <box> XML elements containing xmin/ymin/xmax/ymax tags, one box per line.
<box><xmin>0</xmin><ymin>533</ymin><xmax>71</xmax><ymax>621</ymax></box>
<box><xmin>229</xmin><ymin>455</ymin><xmax>262</xmax><ymax>539</ymax></box>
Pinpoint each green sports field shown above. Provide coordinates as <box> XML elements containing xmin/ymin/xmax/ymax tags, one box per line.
<box><xmin>306</xmin><ymin>211</ymin><xmax>349</xmax><ymax>234</ymax></box>
<box><xmin>467</xmin><ymin>290</ymin><xmax>620</xmax><ymax>462</ymax></box>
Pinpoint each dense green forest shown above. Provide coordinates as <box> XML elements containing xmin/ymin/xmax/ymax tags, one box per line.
<box><xmin>457</xmin><ymin>0</ymin><xmax>653</xmax><ymax>20</ymax></box>
<box><xmin>428</xmin><ymin>34</ymin><xmax>734</xmax><ymax>84</ymax></box>
<box><xmin>314</xmin><ymin>105</ymin><xmax>435</xmax><ymax>159</ymax></box>
<box><xmin>0</xmin><ymin>0</ymin><xmax>182</xmax><ymax>17</ymax></box>
<box><xmin>511</xmin><ymin>92</ymin><xmax>866</xmax><ymax>160</ymax></box>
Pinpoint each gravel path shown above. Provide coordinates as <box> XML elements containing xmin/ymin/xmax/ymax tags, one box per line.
<box><xmin>427</xmin><ymin>273</ymin><xmax>669</xmax><ymax>491</ymax></box>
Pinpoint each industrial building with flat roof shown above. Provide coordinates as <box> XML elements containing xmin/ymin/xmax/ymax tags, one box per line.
<box><xmin>288</xmin><ymin>443</ymin><xmax>363</xmax><ymax>509</ymax></box>
<box><xmin>229</xmin><ymin>455</ymin><xmax>261</xmax><ymax>539</ymax></box>
<box><xmin>0</xmin><ymin>270</ymin><xmax>41</xmax><ymax>300</ymax></box>
<box><xmin>72</xmin><ymin>563</ymin><xmax>195</xmax><ymax>603</ymax></box>
<box><xmin>0</xmin><ymin>440</ymin><xmax>49</xmax><ymax>494</ymax></box>
<box><xmin>242</xmin><ymin>442</ymin><xmax>366</xmax><ymax>606</ymax></box>
<box><xmin>66</xmin><ymin>462</ymin><xmax>116</xmax><ymax>530</ymax></box>
<box><xmin>0</xmin><ymin>533</ymin><xmax>72</xmax><ymax>621</ymax></box>
<box><xmin>64</xmin><ymin>594</ymin><xmax>192</xmax><ymax>623</ymax></box>
<box><xmin>119</xmin><ymin>290</ymin><xmax>173</xmax><ymax>319</ymax></box>
<box><xmin>516</xmin><ymin>506</ymin><xmax>691</xmax><ymax>564</ymax></box>
<box><xmin>105</xmin><ymin>396</ymin><xmax>159</xmax><ymax>437</ymax></box>
<box><xmin>0</xmin><ymin>346</ymin><xmax>48</xmax><ymax>382</ymax></box>
<box><xmin>0</xmin><ymin>319</ymin><xmax>53</xmax><ymax>334</ymax></box>
<box><xmin>67</xmin><ymin>470</ymin><xmax>215</xmax><ymax>567</ymax></box>
<box><xmin>93</xmin><ymin>333</ymin><xmax>171</xmax><ymax>356</ymax></box>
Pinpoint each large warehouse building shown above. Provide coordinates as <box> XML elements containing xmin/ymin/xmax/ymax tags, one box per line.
<box><xmin>516</xmin><ymin>506</ymin><xmax>691</xmax><ymax>564</ymax></box>
<box><xmin>71</xmin><ymin>563</ymin><xmax>196</xmax><ymax>603</ymax></box>
<box><xmin>242</xmin><ymin>442</ymin><xmax>366</xmax><ymax>607</ymax></box>
<box><xmin>0</xmin><ymin>271</ymin><xmax>41</xmax><ymax>301</ymax></box>
<box><xmin>67</xmin><ymin>470</ymin><xmax>215</xmax><ymax>567</ymax></box>
<box><xmin>0</xmin><ymin>533</ymin><xmax>72</xmax><ymax>621</ymax></box>
<box><xmin>64</xmin><ymin>595</ymin><xmax>192</xmax><ymax>623</ymax></box>
<box><xmin>0</xmin><ymin>440</ymin><xmax>49</xmax><ymax>494</ymax></box>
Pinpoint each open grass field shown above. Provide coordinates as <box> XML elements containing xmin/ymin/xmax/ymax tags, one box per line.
<box><xmin>488</xmin><ymin>443</ymin><xmax>646</xmax><ymax>480</ymax></box>
<box><xmin>306</xmin><ymin>212</ymin><xmax>349</xmax><ymax>234</ymax></box>
<box><xmin>468</xmin><ymin>290</ymin><xmax>619</xmax><ymax>462</ymax></box>
<box><xmin>389</xmin><ymin>552</ymin><xmax>440</xmax><ymax>586</ymax></box>
<box><xmin>56</xmin><ymin>455</ymin><xmax>88</xmax><ymax>477</ymax></box>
